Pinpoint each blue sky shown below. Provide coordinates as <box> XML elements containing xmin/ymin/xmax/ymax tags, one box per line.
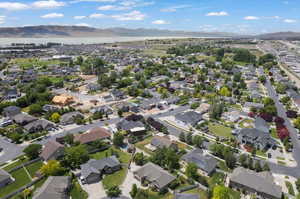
<box><xmin>0</xmin><ymin>0</ymin><xmax>299</xmax><ymax>34</ymax></box>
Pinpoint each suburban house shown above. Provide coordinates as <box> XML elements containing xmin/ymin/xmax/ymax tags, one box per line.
<box><xmin>40</xmin><ymin>140</ymin><xmax>65</xmax><ymax>161</ymax></box>
<box><xmin>196</xmin><ymin>103</ymin><xmax>211</xmax><ymax>114</ymax></box>
<box><xmin>111</xmin><ymin>89</ymin><xmax>126</xmax><ymax>100</ymax></box>
<box><xmin>33</xmin><ymin>176</ymin><xmax>71</xmax><ymax>199</ymax></box>
<box><xmin>12</xmin><ymin>113</ymin><xmax>37</xmax><ymax>126</ymax></box>
<box><xmin>175</xmin><ymin>111</ymin><xmax>202</xmax><ymax>127</ymax></box>
<box><xmin>24</xmin><ymin>119</ymin><xmax>55</xmax><ymax>133</ymax></box>
<box><xmin>181</xmin><ymin>149</ymin><xmax>217</xmax><ymax>176</ymax></box>
<box><xmin>149</xmin><ymin>136</ymin><xmax>178</xmax><ymax>151</ymax></box>
<box><xmin>222</xmin><ymin>110</ymin><xmax>242</xmax><ymax>123</ymax></box>
<box><xmin>90</xmin><ymin>105</ymin><xmax>114</xmax><ymax>115</ymax></box>
<box><xmin>134</xmin><ymin>162</ymin><xmax>176</xmax><ymax>191</ymax></box>
<box><xmin>2</xmin><ymin>106</ymin><xmax>21</xmax><ymax>118</ymax></box>
<box><xmin>0</xmin><ymin>169</ymin><xmax>14</xmax><ymax>188</ymax></box>
<box><xmin>42</xmin><ymin>104</ymin><xmax>60</xmax><ymax>113</ymax></box>
<box><xmin>74</xmin><ymin>127</ymin><xmax>111</xmax><ymax>145</ymax></box>
<box><xmin>174</xmin><ymin>193</ymin><xmax>199</xmax><ymax>199</ymax></box>
<box><xmin>80</xmin><ymin>156</ymin><xmax>121</xmax><ymax>184</ymax></box>
<box><xmin>229</xmin><ymin>167</ymin><xmax>282</xmax><ymax>199</ymax></box>
<box><xmin>237</xmin><ymin>128</ymin><xmax>277</xmax><ymax>150</ymax></box>
<box><xmin>52</xmin><ymin>95</ymin><xmax>74</xmax><ymax>106</ymax></box>
<box><xmin>116</xmin><ymin>119</ymin><xmax>146</xmax><ymax>135</ymax></box>
<box><xmin>243</xmin><ymin>102</ymin><xmax>264</xmax><ymax>113</ymax></box>
<box><xmin>254</xmin><ymin>117</ymin><xmax>270</xmax><ymax>134</ymax></box>
<box><xmin>60</xmin><ymin>111</ymin><xmax>84</xmax><ymax>125</ymax></box>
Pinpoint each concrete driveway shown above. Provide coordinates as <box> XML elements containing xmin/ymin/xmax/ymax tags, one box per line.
<box><xmin>0</xmin><ymin>136</ymin><xmax>25</xmax><ymax>164</ymax></box>
<box><xmin>121</xmin><ymin>163</ymin><xmax>141</xmax><ymax>197</ymax></box>
<box><xmin>80</xmin><ymin>180</ymin><xmax>106</xmax><ymax>199</ymax></box>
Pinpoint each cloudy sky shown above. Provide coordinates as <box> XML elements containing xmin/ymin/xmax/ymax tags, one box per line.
<box><xmin>0</xmin><ymin>0</ymin><xmax>299</xmax><ymax>34</ymax></box>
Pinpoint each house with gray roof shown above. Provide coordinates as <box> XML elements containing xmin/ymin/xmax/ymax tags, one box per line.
<box><xmin>229</xmin><ymin>167</ymin><xmax>282</xmax><ymax>199</ymax></box>
<box><xmin>254</xmin><ymin>117</ymin><xmax>270</xmax><ymax>133</ymax></box>
<box><xmin>24</xmin><ymin>119</ymin><xmax>56</xmax><ymax>133</ymax></box>
<box><xmin>3</xmin><ymin>106</ymin><xmax>21</xmax><ymax>118</ymax></box>
<box><xmin>237</xmin><ymin>128</ymin><xmax>277</xmax><ymax>150</ymax></box>
<box><xmin>33</xmin><ymin>176</ymin><xmax>71</xmax><ymax>199</ymax></box>
<box><xmin>12</xmin><ymin>113</ymin><xmax>37</xmax><ymax>126</ymax></box>
<box><xmin>181</xmin><ymin>149</ymin><xmax>217</xmax><ymax>176</ymax></box>
<box><xmin>60</xmin><ymin>111</ymin><xmax>84</xmax><ymax>125</ymax></box>
<box><xmin>175</xmin><ymin>111</ymin><xmax>202</xmax><ymax>127</ymax></box>
<box><xmin>174</xmin><ymin>193</ymin><xmax>199</xmax><ymax>199</ymax></box>
<box><xmin>116</xmin><ymin>119</ymin><xmax>146</xmax><ymax>135</ymax></box>
<box><xmin>40</xmin><ymin>140</ymin><xmax>65</xmax><ymax>161</ymax></box>
<box><xmin>134</xmin><ymin>162</ymin><xmax>176</xmax><ymax>191</ymax></box>
<box><xmin>80</xmin><ymin>156</ymin><xmax>121</xmax><ymax>184</ymax></box>
<box><xmin>243</xmin><ymin>102</ymin><xmax>264</xmax><ymax>112</ymax></box>
<box><xmin>150</xmin><ymin>136</ymin><xmax>178</xmax><ymax>151</ymax></box>
<box><xmin>0</xmin><ymin>169</ymin><xmax>13</xmax><ymax>188</ymax></box>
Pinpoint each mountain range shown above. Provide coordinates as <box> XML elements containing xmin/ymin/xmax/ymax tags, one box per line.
<box><xmin>0</xmin><ymin>25</ymin><xmax>299</xmax><ymax>40</ymax></box>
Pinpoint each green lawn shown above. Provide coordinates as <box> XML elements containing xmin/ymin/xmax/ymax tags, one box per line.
<box><xmin>102</xmin><ymin>167</ymin><xmax>128</xmax><ymax>189</ymax></box>
<box><xmin>256</xmin><ymin>150</ymin><xmax>267</xmax><ymax>158</ymax></box>
<box><xmin>90</xmin><ymin>147</ymin><xmax>131</xmax><ymax>164</ymax></box>
<box><xmin>271</xmin><ymin>128</ymin><xmax>279</xmax><ymax>139</ymax></box>
<box><xmin>208</xmin><ymin>123</ymin><xmax>233</xmax><ymax>138</ymax></box>
<box><xmin>0</xmin><ymin>168</ymin><xmax>31</xmax><ymax>198</ymax></box>
<box><xmin>218</xmin><ymin>161</ymin><xmax>232</xmax><ymax>172</ymax></box>
<box><xmin>135</xmin><ymin>136</ymin><xmax>154</xmax><ymax>155</ymax></box>
<box><xmin>285</xmin><ymin>181</ymin><xmax>295</xmax><ymax>196</ymax></box>
<box><xmin>239</xmin><ymin>119</ymin><xmax>253</xmax><ymax>128</ymax></box>
<box><xmin>184</xmin><ymin>188</ymin><xmax>209</xmax><ymax>199</ymax></box>
<box><xmin>208</xmin><ymin>172</ymin><xmax>225</xmax><ymax>187</ymax></box>
<box><xmin>25</xmin><ymin>161</ymin><xmax>44</xmax><ymax>178</ymax></box>
<box><xmin>2</xmin><ymin>156</ymin><xmax>29</xmax><ymax>171</ymax></box>
<box><xmin>70</xmin><ymin>179</ymin><xmax>88</xmax><ymax>199</ymax></box>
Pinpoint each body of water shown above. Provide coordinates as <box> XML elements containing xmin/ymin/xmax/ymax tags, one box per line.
<box><xmin>0</xmin><ymin>36</ymin><xmax>200</xmax><ymax>46</ymax></box>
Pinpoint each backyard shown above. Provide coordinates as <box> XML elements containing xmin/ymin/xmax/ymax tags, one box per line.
<box><xmin>208</xmin><ymin>123</ymin><xmax>233</xmax><ymax>138</ymax></box>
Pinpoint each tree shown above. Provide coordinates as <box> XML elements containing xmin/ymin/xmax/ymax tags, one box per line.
<box><xmin>134</xmin><ymin>152</ymin><xmax>147</xmax><ymax>166</ymax></box>
<box><xmin>254</xmin><ymin>160</ymin><xmax>262</xmax><ymax>172</ymax></box>
<box><xmin>50</xmin><ymin>112</ymin><xmax>61</xmax><ymax>123</ymax></box>
<box><xmin>193</xmin><ymin>135</ymin><xmax>204</xmax><ymax>148</ymax></box>
<box><xmin>28</xmin><ymin>104</ymin><xmax>42</xmax><ymax>115</ymax></box>
<box><xmin>113</xmin><ymin>132</ymin><xmax>124</xmax><ymax>147</ymax></box>
<box><xmin>106</xmin><ymin>185</ymin><xmax>121</xmax><ymax>198</ymax></box>
<box><xmin>40</xmin><ymin>160</ymin><xmax>65</xmax><ymax>176</ymax></box>
<box><xmin>179</xmin><ymin>132</ymin><xmax>186</xmax><ymax>142</ymax></box>
<box><xmin>239</xmin><ymin>154</ymin><xmax>248</xmax><ymax>168</ymax></box>
<box><xmin>263</xmin><ymin>162</ymin><xmax>270</xmax><ymax>171</ymax></box>
<box><xmin>219</xmin><ymin>87</ymin><xmax>231</xmax><ymax>97</ymax></box>
<box><xmin>63</xmin><ymin>145</ymin><xmax>89</xmax><ymax>169</ymax></box>
<box><xmin>259</xmin><ymin>76</ymin><xmax>266</xmax><ymax>84</ymax></box>
<box><xmin>23</xmin><ymin>144</ymin><xmax>42</xmax><ymax>160</ymax></box>
<box><xmin>117</xmin><ymin>109</ymin><xmax>123</xmax><ymax>117</ymax></box>
<box><xmin>224</xmin><ymin>151</ymin><xmax>236</xmax><ymax>169</ymax></box>
<box><xmin>185</xmin><ymin>163</ymin><xmax>198</xmax><ymax>180</ymax></box>
<box><xmin>296</xmin><ymin>178</ymin><xmax>300</xmax><ymax>192</ymax></box>
<box><xmin>186</xmin><ymin>132</ymin><xmax>193</xmax><ymax>145</ymax></box>
<box><xmin>64</xmin><ymin>134</ymin><xmax>74</xmax><ymax>145</ymax></box>
<box><xmin>212</xmin><ymin>185</ymin><xmax>231</xmax><ymax>199</ymax></box>
<box><xmin>130</xmin><ymin>184</ymin><xmax>138</xmax><ymax>198</ymax></box>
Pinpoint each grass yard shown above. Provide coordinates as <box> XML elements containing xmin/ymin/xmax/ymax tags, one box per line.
<box><xmin>2</xmin><ymin>156</ymin><xmax>29</xmax><ymax>171</ymax></box>
<box><xmin>208</xmin><ymin>123</ymin><xmax>233</xmax><ymax>138</ymax></box>
<box><xmin>10</xmin><ymin>58</ymin><xmax>62</xmax><ymax>69</ymax></box>
<box><xmin>184</xmin><ymin>188</ymin><xmax>209</xmax><ymax>199</ymax></box>
<box><xmin>271</xmin><ymin>128</ymin><xmax>279</xmax><ymax>139</ymax></box>
<box><xmin>0</xmin><ymin>167</ymin><xmax>31</xmax><ymax>198</ymax></box>
<box><xmin>256</xmin><ymin>150</ymin><xmax>267</xmax><ymax>158</ymax></box>
<box><xmin>135</xmin><ymin>136</ymin><xmax>154</xmax><ymax>155</ymax></box>
<box><xmin>90</xmin><ymin>147</ymin><xmax>131</xmax><ymax>164</ymax></box>
<box><xmin>239</xmin><ymin>119</ymin><xmax>253</xmax><ymax>129</ymax></box>
<box><xmin>102</xmin><ymin>167</ymin><xmax>128</xmax><ymax>189</ymax></box>
<box><xmin>25</xmin><ymin>161</ymin><xmax>44</xmax><ymax>178</ymax></box>
<box><xmin>278</xmin><ymin>160</ymin><xmax>286</xmax><ymax>165</ymax></box>
<box><xmin>208</xmin><ymin>172</ymin><xmax>226</xmax><ymax>187</ymax></box>
<box><xmin>218</xmin><ymin>161</ymin><xmax>232</xmax><ymax>172</ymax></box>
<box><xmin>70</xmin><ymin>179</ymin><xmax>88</xmax><ymax>199</ymax></box>
<box><xmin>285</xmin><ymin>181</ymin><xmax>295</xmax><ymax>196</ymax></box>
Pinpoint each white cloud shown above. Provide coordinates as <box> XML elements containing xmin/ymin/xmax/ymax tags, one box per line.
<box><xmin>284</xmin><ymin>19</ymin><xmax>297</xmax><ymax>23</ymax></box>
<box><xmin>0</xmin><ymin>2</ymin><xmax>29</xmax><ymax>11</ymax></box>
<box><xmin>97</xmin><ymin>5</ymin><xmax>129</xmax><ymax>11</ymax></box>
<box><xmin>152</xmin><ymin>20</ymin><xmax>169</xmax><ymax>25</ymax></box>
<box><xmin>32</xmin><ymin>0</ymin><xmax>66</xmax><ymax>9</ymax></box>
<box><xmin>112</xmin><ymin>10</ymin><xmax>145</xmax><ymax>21</ymax></box>
<box><xmin>41</xmin><ymin>12</ymin><xmax>64</xmax><ymax>18</ymax></box>
<box><xmin>75</xmin><ymin>23</ymin><xmax>91</xmax><ymax>26</ymax></box>
<box><xmin>70</xmin><ymin>0</ymin><xmax>116</xmax><ymax>3</ymax></box>
<box><xmin>244</xmin><ymin>16</ymin><xmax>260</xmax><ymax>20</ymax></box>
<box><xmin>206</xmin><ymin>11</ymin><xmax>228</xmax><ymax>16</ymax></box>
<box><xmin>160</xmin><ymin>5</ymin><xmax>190</xmax><ymax>12</ymax></box>
<box><xmin>89</xmin><ymin>13</ymin><xmax>106</xmax><ymax>18</ymax></box>
<box><xmin>74</xmin><ymin>15</ymin><xmax>86</xmax><ymax>19</ymax></box>
<box><xmin>0</xmin><ymin>16</ymin><xmax>6</xmax><ymax>24</ymax></box>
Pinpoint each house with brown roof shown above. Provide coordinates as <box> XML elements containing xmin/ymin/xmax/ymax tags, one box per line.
<box><xmin>40</xmin><ymin>140</ymin><xmax>65</xmax><ymax>161</ymax></box>
<box><xmin>148</xmin><ymin>136</ymin><xmax>178</xmax><ymax>151</ymax></box>
<box><xmin>74</xmin><ymin>127</ymin><xmax>111</xmax><ymax>145</ymax></box>
<box><xmin>52</xmin><ymin>94</ymin><xmax>74</xmax><ymax>106</ymax></box>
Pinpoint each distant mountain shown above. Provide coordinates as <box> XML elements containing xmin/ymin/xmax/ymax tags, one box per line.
<box><xmin>0</xmin><ymin>25</ymin><xmax>235</xmax><ymax>38</ymax></box>
<box><xmin>256</xmin><ymin>32</ymin><xmax>300</xmax><ymax>40</ymax></box>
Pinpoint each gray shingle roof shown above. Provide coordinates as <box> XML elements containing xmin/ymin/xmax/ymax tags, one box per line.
<box><xmin>175</xmin><ymin>111</ymin><xmax>202</xmax><ymax>126</ymax></box>
<box><xmin>181</xmin><ymin>149</ymin><xmax>217</xmax><ymax>175</ymax></box>
<box><xmin>174</xmin><ymin>193</ymin><xmax>199</xmax><ymax>199</ymax></box>
<box><xmin>33</xmin><ymin>176</ymin><xmax>71</xmax><ymax>199</ymax></box>
<box><xmin>0</xmin><ymin>169</ymin><xmax>11</xmax><ymax>183</ymax></box>
<box><xmin>134</xmin><ymin>162</ymin><xmax>175</xmax><ymax>189</ymax></box>
<box><xmin>230</xmin><ymin>167</ymin><xmax>282</xmax><ymax>199</ymax></box>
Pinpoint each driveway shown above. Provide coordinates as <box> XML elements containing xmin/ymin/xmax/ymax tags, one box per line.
<box><xmin>80</xmin><ymin>180</ymin><xmax>106</xmax><ymax>199</ymax></box>
<box><xmin>120</xmin><ymin>163</ymin><xmax>141</xmax><ymax>197</ymax></box>
<box><xmin>0</xmin><ymin>136</ymin><xmax>25</xmax><ymax>164</ymax></box>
